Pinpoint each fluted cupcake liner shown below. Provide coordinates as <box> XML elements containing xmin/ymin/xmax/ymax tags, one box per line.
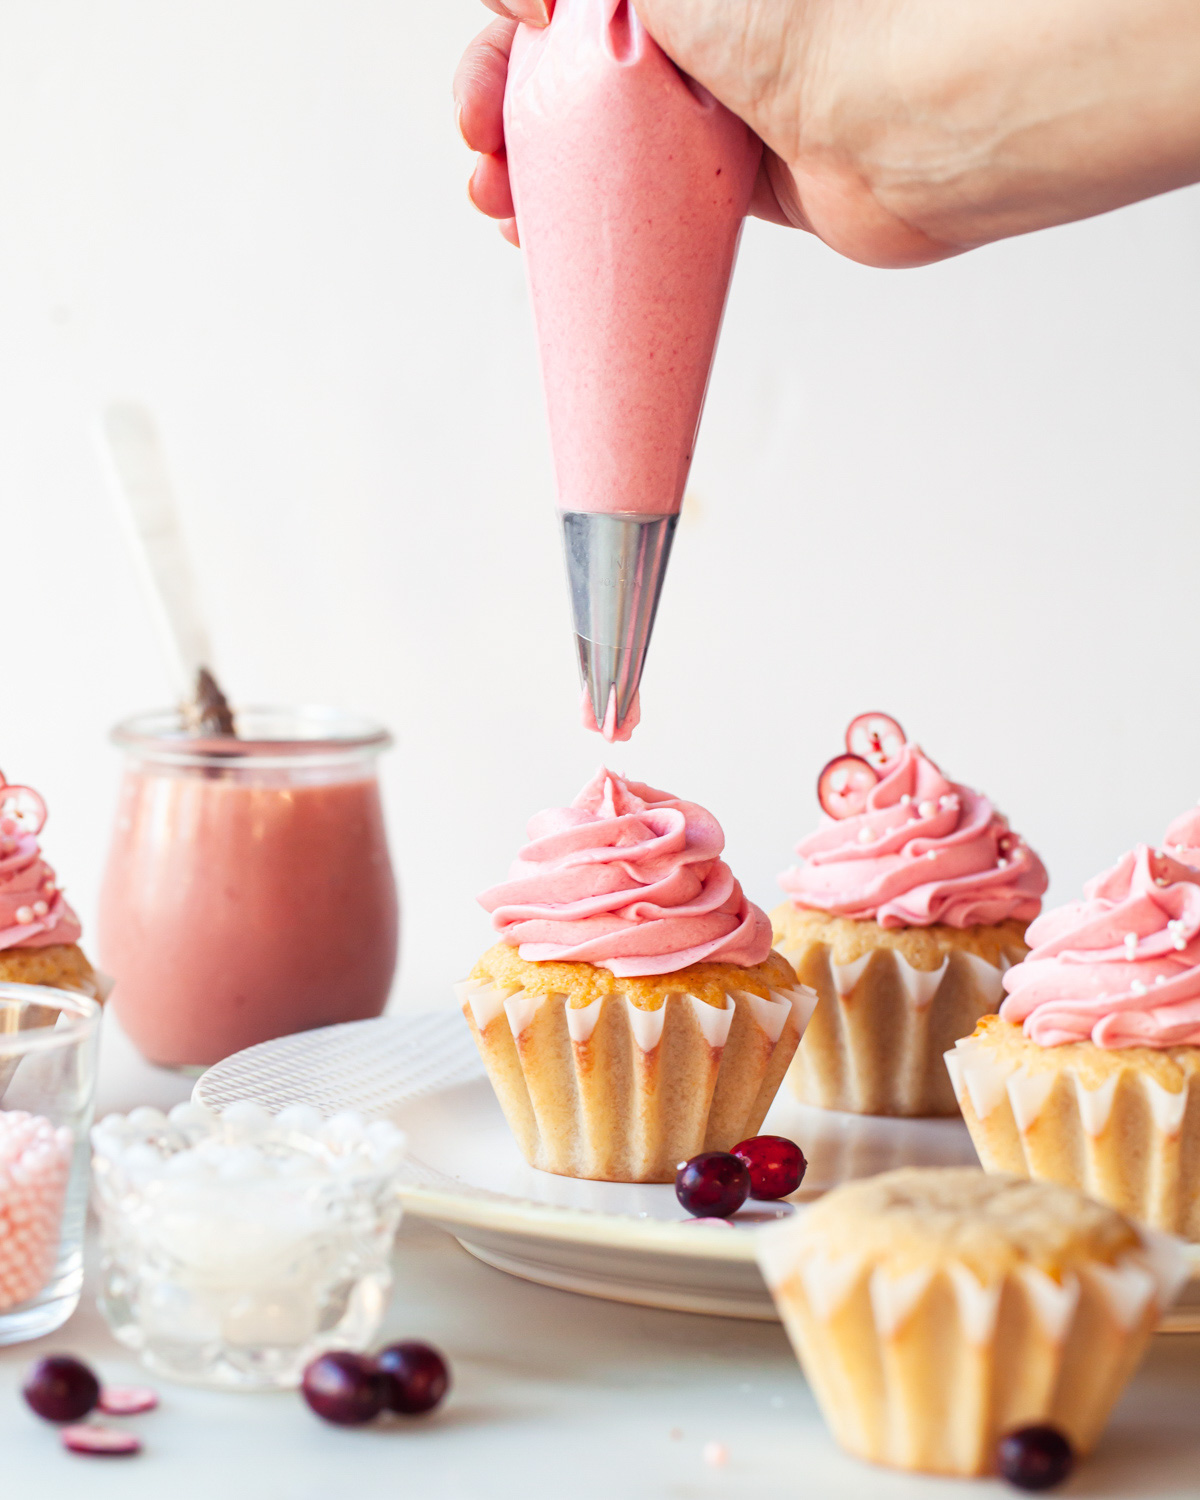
<box><xmin>459</xmin><ymin>977</ymin><xmax>815</xmax><ymax>1183</ymax></box>
<box><xmin>778</xmin><ymin>936</ymin><xmax>1014</xmax><ymax>1116</ymax></box>
<box><xmin>757</xmin><ymin>1215</ymin><xmax>1188</xmax><ymax>1476</ymax></box>
<box><xmin>947</xmin><ymin>1021</ymin><xmax>1200</xmax><ymax>1240</ymax></box>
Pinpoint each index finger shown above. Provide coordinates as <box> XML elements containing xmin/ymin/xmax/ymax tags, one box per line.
<box><xmin>481</xmin><ymin>0</ymin><xmax>553</xmax><ymax>22</ymax></box>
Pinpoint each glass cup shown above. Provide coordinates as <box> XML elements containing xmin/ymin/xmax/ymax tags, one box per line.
<box><xmin>0</xmin><ymin>984</ymin><xmax>101</xmax><ymax>1344</ymax></box>
<box><xmin>98</xmin><ymin>707</ymin><xmax>399</xmax><ymax>1071</ymax></box>
<box><xmin>92</xmin><ymin>1101</ymin><xmax>406</xmax><ymax>1388</ymax></box>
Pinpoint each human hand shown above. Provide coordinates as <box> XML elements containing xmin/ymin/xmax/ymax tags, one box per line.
<box><xmin>455</xmin><ymin>0</ymin><xmax>1200</xmax><ymax>269</ymax></box>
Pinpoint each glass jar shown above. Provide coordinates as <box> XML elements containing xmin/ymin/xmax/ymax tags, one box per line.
<box><xmin>0</xmin><ymin>984</ymin><xmax>100</xmax><ymax>1344</ymax></box>
<box><xmin>98</xmin><ymin>707</ymin><xmax>399</xmax><ymax>1070</ymax></box>
<box><xmin>92</xmin><ymin>1101</ymin><xmax>405</xmax><ymax>1388</ymax></box>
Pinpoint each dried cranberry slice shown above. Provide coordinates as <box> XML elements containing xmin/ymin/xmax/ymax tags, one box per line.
<box><xmin>845</xmin><ymin>713</ymin><xmax>906</xmax><ymax>770</ymax></box>
<box><xmin>817</xmin><ymin>755</ymin><xmax>879</xmax><ymax>820</ymax></box>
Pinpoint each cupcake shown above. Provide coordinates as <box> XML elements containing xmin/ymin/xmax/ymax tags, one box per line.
<box><xmin>461</xmin><ymin>769</ymin><xmax>816</xmax><ymax>1183</ymax></box>
<box><xmin>772</xmin><ymin>714</ymin><xmax>1047</xmax><ymax>1116</ymax></box>
<box><xmin>0</xmin><ymin>772</ymin><xmax>101</xmax><ymax>1007</ymax></box>
<box><xmin>756</xmin><ymin>1166</ymin><xmax>1188</xmax><ymax>1477</ymax></box>
<box><xmin>949</xmin><ymin>843</ymin><xmax>1200</xmax><ymax>1239</ymax></box>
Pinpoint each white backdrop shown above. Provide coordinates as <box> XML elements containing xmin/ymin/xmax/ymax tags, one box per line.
<box><xmin>2</xmin><ymin>1</ymin><xmax>1199</xmax><ymax>1015</ymax></box>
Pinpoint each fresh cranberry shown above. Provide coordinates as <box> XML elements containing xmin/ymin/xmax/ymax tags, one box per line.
<box><xmin>997</xmin><ymin>1426</ymin><xmax>1075</xmax><ymax>1491</ymax></box>
<box><xmin>730</xmin><ymin>1135</ymin><xmax>807</xmax><ymax>1199</ymax></box>
<box><xmin>816</xmin><ymin>754</ymin><xmax>879</xmax><ymax>819</ymax></box>
<box><xmin>378</xmin><ymin>1342</ymin><xmax>450</xmax><ymax>1415</ymax></box>
<box><xmin>675</xmin><ymin>1152</ymin><xmax>750</xmax><ymax>1218</ymax></box>
<box><xmin>300</xmin><ymin>1352</ymin><xmax>388</xmax><ymax>1426</ymax></box>
<box><xmin>22</xmin><ymin>1355</ymin><xmax>100</xmax><ymax>1423</ymax></box>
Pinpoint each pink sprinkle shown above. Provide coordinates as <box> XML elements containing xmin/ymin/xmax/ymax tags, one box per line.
<box><xmin>62</xmin><ymin>1425</ymin><xmax>142</xmax><ymax>1457</ymax></box>
<box><xmin>702</xmin><ymin>1441</ymin><xmax>729</xmax><ymax>1467</ymax></box>
<box><xmin>0</xmin><ymin>1108</ymin><xmax>72</xmax><ymax>1309</ymax></box>
<box><xmin>98</xmin><ymin>1386</ymin><xmax>159</xmax><ymax>1417</ymax></box>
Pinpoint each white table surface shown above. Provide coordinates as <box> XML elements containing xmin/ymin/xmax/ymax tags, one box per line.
<box><xmin>2</xmin><ymin>1014</ymin><xmax>1199</xmax><ymax>1500</ymax></box>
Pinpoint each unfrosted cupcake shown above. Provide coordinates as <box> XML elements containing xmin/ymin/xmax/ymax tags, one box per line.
<box><xmin>773</xmin><ymin>714</ymin><xmax>1047</xmax><ymax>1116</ymax></box>
<box><xmin>949</xmin><ymin>842</ymin><xmax>1200</xmax><ymax>1240</ymax></box>
<box><xmin>0</xmin><ymin>772</ymin><xmax>101</xmax><ymax>1004</ymax></box>
<box><xmin>461</xmin><ymin>768</ymin><xmax>816</xmax><ymax>1183</ymax></box>
<box><xmin>757</xmin><ymin>1166</ymin><xmax>1188</xmax><ymax>1477</ymax></box>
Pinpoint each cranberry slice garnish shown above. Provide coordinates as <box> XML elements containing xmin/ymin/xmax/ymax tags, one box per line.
<box><xmin>98</xmin><ymin>1386</ymin><xmax>159</xmax><ymax>1416</ymax></box>
<box><xmin>300</xmin><ymin>1351</ymin><xmax>389</xmax><ymax>1426</ymax></box>
<box><xmin>817</xmin><ymin>755</ymin><xmax>879</xmax><ymax>820</ymax></box>
<box><xmin>845</xmin><ymin>713</ymin><xmax>906</xmax><ymax>771</ymax></box>
<box><xmin>996</xmin><ymin>1426</ymin><xmax>1074</xmax><ymax>1491</ymax></box>
<box><xmin>730</xmin><ymin>1136</ymin><xmax>807</xmax><ymax>1200</ymax></box>
<box><xmin>22</xmin><ymin>1355</ymin><xmax>100</xmax><ymax>1423</ymax></box>
<box><xmin>675</xmin><ymin>1152</ymin><xmax>750</xmax><ymax>1219</ymax></box>
<box><xmin>377</xmin><ymin>1342</ymin><xmax>450</xmax><ymax>1415</ymax></box>
<box><xmin>61</xmin><ymin>1424</ymin><xmax>142</xmax><ymax>1457</ymax></box>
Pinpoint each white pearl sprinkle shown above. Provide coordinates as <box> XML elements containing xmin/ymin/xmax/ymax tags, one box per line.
<box><xmin>1124</xmin><ymin>932</ymin><xmax>1139</xmax><ymax>959</ymax></box>
<box><xmin>927</xmin><ymin>850</ymin><xmax>937</xmax><ymax>859</ymax></box>
<box><xmin>939</xmin><ymin>794</ymin><xmax>957</xmax><ymax>808</ymax></box>
<box><xmin>900</xmin><ymin>794</ymin><xmax>912</xmax><ymax>805</ymax></box>
<box><xmin>918</xmin><ymin>801</ymin><xmax>937</xmax><ymax>817</ymax></box>
<box><xmin>857</xmin><ymin>827</ymin><xmax>875</xmax><ymax>843</ymax></box>
<box><xmin>14</xmin><ymin>906</ymin><xmax>33</xmax><ymax>925</ymax></box>
<box><xmin>1156</xmin><ymin>877</ymin><xmax>1169</xmax><ymax>887</ymax></box>
<box><xmin>32</xmin><ymin>901</ymin><xmax>48</xmax><ymax>917</ymax></box>
<box><xmin>1168</xmin><ymin>919</ymin><xmax>1188</xmax><ymax>951</ymax></box>
<box><xmin>1131</xmin><ymin>981</ymin><xmax>1147</xmax><ymax>995</ymax></box>
<box><xmin>1155</xmin><ymin>975</ymin><xmax>1167</xmax><ymax>986</ymax></box>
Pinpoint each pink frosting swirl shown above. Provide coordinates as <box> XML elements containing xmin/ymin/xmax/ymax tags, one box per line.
<box><xmin>0</xmin><ymin>791</ymin><xmax>81</xmax><ymax>952</ymax></box>
<box><xmin>1164</xmin><ymin>805</ymin><xmax>1200</xmax><ymax>869</ymax></box>
<box><xmin>478</xmin><ymin>768</ymin><xmax>773</xmax><ymax>976</ymax></box>
<box><xmin>779</xmin><ymin>743</ymin><xmax>1047</xmax><ymax>928</ymax></box>
<box><xmin>1000</xmin><ymin>845</ymin><xmax>1200</xmax><ymax>1048</ymax></box>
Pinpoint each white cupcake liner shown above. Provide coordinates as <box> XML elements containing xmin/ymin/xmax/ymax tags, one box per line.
<box><xmin>946</xmin><ymin>1031</ymin><xmax>1200</xmax><ymax>1239</ymax></box>
<box><xmin>460</xmin><ymin>976</ymin><xmax>816</xmax><ymax>1183</ymax></box>
<box><xmin>757</xmin><ymin>1213</ymin><xmax>1189</xmax><ymax>1475</ymax></box>
<box><xmin>778</xmin><ymin>936</ymin><xmax>1015</xmax><ymax>1116</ymax></box>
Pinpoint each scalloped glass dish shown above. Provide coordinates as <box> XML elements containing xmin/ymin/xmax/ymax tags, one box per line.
<box><xmin>196</xmin><ymin>1011</ymin><xmax>1200</xmax><ymax>1328</ymax></box>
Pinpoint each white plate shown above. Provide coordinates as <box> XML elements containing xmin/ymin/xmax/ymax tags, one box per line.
<box><xmin>197</xmin><ymin>1011</ymin><xmax>1200</xmax><ymax>1328</ymax></box>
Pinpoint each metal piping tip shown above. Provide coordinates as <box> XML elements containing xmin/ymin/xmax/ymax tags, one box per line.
<box><xmin>560</xmin><ymin>510</ymin><xmax>679</xmax><ymax>738</ymax></box>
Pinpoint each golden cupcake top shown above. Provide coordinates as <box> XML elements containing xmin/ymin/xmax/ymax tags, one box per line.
<box><xmin>471</xmin><ymin>941</ymin><xmax>796</xmax><ymax>1011</ymax></box>
<box><xmin>771</xmin><ymin>903</ymin><xmax>1029</xmax><ymax>972</ymax></box>
<box><xmin>782</xmin><ymin>1167</ymin><xmax>1141</xmax><ymax>1283</ymax></box>
<box><xmin>957</xmin><ymin>1013</ymin><xmax>1200</xmax><ymax>1094</ymax></box>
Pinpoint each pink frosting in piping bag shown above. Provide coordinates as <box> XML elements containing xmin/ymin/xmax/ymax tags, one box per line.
<box><xmin>479</xmin><ymin>768</ymin><xmax>773</xmax><ymax>976</ymax></box>
<box><xmin>504</xmin><ymin>0</ymin><xmax>762</xmax><ymax>518</ymax></box>
<box><xmin>0</xmin><ymin>778</ymin><xmax>82</xmax><ymax>951</ymax></box>
<box><xmin>780</xmin><ymin>742</ymin><xmax>1047</xmax><ymax>928</ymax></box>
<box><xmin>1000</xmin><ymin>846</ymin><xmax>1200</xmax><ymax>1048</ymax></box>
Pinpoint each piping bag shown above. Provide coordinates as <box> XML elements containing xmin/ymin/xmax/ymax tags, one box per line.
<box><xmin>505</xmin><ymin>0</ymin><xmax>761</xmax><ymax>741</ymax></box>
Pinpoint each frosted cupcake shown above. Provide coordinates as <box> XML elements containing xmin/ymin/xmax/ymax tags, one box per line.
<box><xmin>0</xmin><ymin>772</ymin><xmax>101</xmax><ymax>1004</ymax></box>
<box><xmin>773</xmin><ymin>714</ymin><xmax>1047</xmax><ymax>1116</ymax></box>
<box><xmin>949</xmin><ymin>843</ymin><xmax>1200</xmax><ymax>1239</ymax></box>
<box><xmin>757</xmin><ymin>1167</ymin><xmax>1188</xmax><ymax>1477</ymax></box>
<box><xmin>1163</xmin><ymin>802</ymin><xmax>1200</xmax><ymax>867</ymax></box>
<box><xmin>461</xmin><ymin>769</ymin><xmax>816</xmax><ymax>1183</ymax></box>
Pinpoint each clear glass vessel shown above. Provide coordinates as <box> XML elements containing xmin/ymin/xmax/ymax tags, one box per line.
<box><xmin>0</xmin><ymin>984</ymin><xmax>101</xmax><ymax>1344</ymax></box>
<box><xmin>98</xmin><ymin>707</ymin><xmax>399</xmax><ymax>1070</ymax></box>
<box><xmin>92</xmin><ymin>1101</ymin><xmax>405</xmax><ymax>1388</ymax></box>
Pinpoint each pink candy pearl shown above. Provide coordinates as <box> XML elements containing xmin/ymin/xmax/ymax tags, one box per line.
<box><xmin>0</xmin><ymin>1110</ymin><xmax>73</xmax><ymax>1310</ymax></box>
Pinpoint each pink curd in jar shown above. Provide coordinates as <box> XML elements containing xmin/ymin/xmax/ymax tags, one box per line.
<box><xmin>98</xmin><ymin>709</ymin><xmax>398</xmax><ymax>1069</ymax></box>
